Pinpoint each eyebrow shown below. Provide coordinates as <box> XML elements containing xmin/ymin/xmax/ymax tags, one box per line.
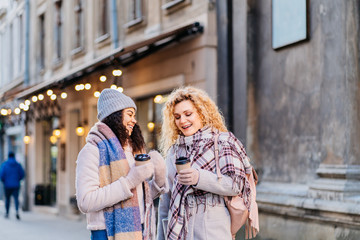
<box><xmin>125</xmin><ymin>109</ymin><xmax>135</xmax><ymax>114</ymax></box>
<box><xmin>174</xmin><ymin>109</ymin><xmax>192</xmax><ymax>115</ymax></box>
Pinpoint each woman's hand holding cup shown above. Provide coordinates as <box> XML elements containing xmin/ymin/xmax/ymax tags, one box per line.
<box><xmin>125</xmin><ymin>161</ymin><xmax>154</xmax><ymax>190</ymax></box>
<box><xmin>177</xmin><ymin>168</ymin><xmax>199</xmax><ymax>185</ymax></box>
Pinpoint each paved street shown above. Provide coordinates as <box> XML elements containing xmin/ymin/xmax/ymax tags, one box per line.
<box><xmin>0</xmin><ymin>202</ymin><xmax>89</xmax><ymax>240</ymax></box>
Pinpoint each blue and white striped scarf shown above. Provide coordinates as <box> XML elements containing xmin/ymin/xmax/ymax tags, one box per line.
<box><xmin>87</xmin><ymin>122</ymin><xmax>153</xmax><ymax>240</ymax></box>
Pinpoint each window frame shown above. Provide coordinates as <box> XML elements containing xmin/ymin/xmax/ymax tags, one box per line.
<box><xmin>72</xmin><ymin>0</ymin><xmax>85</xmax><ymax>55</ymax></box>
<box><xmin>95</xmin><ymin>0</ymin><xmax>110</xmax><ymax>43</ymax></box>
<box><xmin>53</xmin><ymin>0</ymin><xmax>63</xmax><ymax>63</ymax></box>
<box><xmin>38</xmin><ymin>13</ymin><xmax>45</xmax><ymax>71</ymax></box>
<box><xmin>124</xmin><ymin>0</ymin><xmax>144</xmax><ymax>29</ymax></box>
<box><xmin>161</xmin><ymin>0</ymin><xmax>191</xmax><ymax>12</ymax></box>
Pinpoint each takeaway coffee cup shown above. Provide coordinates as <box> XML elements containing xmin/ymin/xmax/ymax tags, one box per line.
<box><xmin>175</xmin><ymin>156</ymin><xmax>191</xmax><ymax>172</ymax></box>
<box><xmin>135</xmin><ymin>154</ymin><xmax>151</xmax><ymax>166</ymax></box>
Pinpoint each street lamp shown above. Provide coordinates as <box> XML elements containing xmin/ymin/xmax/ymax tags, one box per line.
<box><xmin>76</xmin><ymin>126</ymin><xmax>85</xmax><ymax>136</ymax></box>
<box><xmin>23</xmin><ymin>136</ymin><xmax>31</xmax><ymax>144</ymax></box>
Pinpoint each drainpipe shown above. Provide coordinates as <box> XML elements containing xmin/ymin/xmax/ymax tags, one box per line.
<box><xmin>24</xmin><ymin>0</ymin><xmax>30</xmax><ymax>86</ymax></box>
<box><xmin>22</xmin><ymin>0</ymin><xmax>30</xmax><ymax>212</ymax></box>
<box><xmin>111</xmin><ymin>0</ymin><xmax>119</xmax><ymax>49</ymax></box>
<box><xmin>216</xmin><ymin>0</ymin><xmax>233</xmax><ymax>130</ymax></box>
<box><xmin>231</xmin><ymin>0</ymin><xmax>248</xmax><ymax>142</ymax></box>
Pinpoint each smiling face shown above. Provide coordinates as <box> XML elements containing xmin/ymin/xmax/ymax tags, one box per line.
<box><xmin>173</xmin><ymin>100</ymin><xmax>203</xmax><ymax>137</ymax></box>
<box><xmin>122</xmin><ymin>108</ymin><xmax>137</xmax><ymax>136</ymax></box>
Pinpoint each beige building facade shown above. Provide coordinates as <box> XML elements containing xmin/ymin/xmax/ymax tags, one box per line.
<box><xmin>0</xmin><ymin>0</ymin><xmax>217</xmax><ymax>216</ymax></box>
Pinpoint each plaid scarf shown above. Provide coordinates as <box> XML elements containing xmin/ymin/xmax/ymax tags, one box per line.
<box><xmin>87</xmin><ymin>122</ymin><xmax>154</xmax><ymax>240</ymax></box>
<box><xmin>167</xmin><ymin>127</ymin><xmax>251</xmax><ymax>240</ymax></box>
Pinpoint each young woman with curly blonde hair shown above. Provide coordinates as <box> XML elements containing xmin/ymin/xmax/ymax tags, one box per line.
<box><xmin>157</xmin><ymin>86</ymin><xmax>257</xmax><ymax>240</ymax></box>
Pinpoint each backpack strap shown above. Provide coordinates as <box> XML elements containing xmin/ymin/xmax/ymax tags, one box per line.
<box><xmin>214</xmin><ymin>133</ymin><xmax>258</xmax><ymax>186</ymax></box>
<box><xmin>214</xmin><ymin>133</ymin><xmax>222</xmax><ymax>180</ymax></box>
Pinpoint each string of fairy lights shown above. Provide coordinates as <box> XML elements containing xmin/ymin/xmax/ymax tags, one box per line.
<box><xmin>0</xmin><ymin>68</ymin><xmax>169</xmax><ymax>145</ymax></box>
<box><xmin>0</xmin><ymin>69</ymin><xmax>124</xmax><ymax>117</ymax></box>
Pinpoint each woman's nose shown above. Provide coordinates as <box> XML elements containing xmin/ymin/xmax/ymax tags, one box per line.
<box><xmin>179</xmin><ymin>116</ymin><xmax>186</xmax><ymax>123</ymax></box>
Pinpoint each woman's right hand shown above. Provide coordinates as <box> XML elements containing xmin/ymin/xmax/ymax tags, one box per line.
<box><xmin>178</xmin><ymin>168</ymin><xmax>199</xmax><ymax>185</ymax></box>
<box><xmin>125</xmin><ymin>162</ymin><xmax>154</xmax><ymax>189</ymax></box>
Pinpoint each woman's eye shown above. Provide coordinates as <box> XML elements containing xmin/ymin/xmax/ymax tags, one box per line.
<box><xmin>174</xmin><ymin>115</ymin><xmax>180</xmax><ymax>120</ymax></box>
<box><xmin>185</xmin><ymin>113</ymin><xmax>192</xmax><ymax>117</ymax></box>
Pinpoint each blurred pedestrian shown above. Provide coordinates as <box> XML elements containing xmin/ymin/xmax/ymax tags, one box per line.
<box><xmin>0</xmin><ymin>151</ymin><xmax>25</xmax><ymax>220</ymax></box>
<box><xmin>76</xmin><ymin>88</ymin><xmax>167</xmax><ymax>240</ymax></box>
<box><xmin>157</xmin><ymin>86</ymin><xmax>258</xmax><ymax>240</ymax></box>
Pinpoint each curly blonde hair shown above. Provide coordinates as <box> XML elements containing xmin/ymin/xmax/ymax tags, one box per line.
<box><xmin>160</xmin><ymin>86</ymin><xmax>228</xmax><ymax>154</ymax></box>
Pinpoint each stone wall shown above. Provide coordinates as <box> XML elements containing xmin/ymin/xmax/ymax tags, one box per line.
<box><xmin>239</xmin><ymin>0</ymin><xmax>360</xmax><ymax>239</ymax></box>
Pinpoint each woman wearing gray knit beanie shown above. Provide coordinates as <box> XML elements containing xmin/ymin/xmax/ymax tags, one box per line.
<box><xmin>76</xmin><ymin>88</ymin><xmax>168</xmax><ymax>240</ymax></box>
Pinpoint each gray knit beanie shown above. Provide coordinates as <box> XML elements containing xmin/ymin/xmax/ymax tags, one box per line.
<box><xmin>97</xmin><ymin>88</ymin><xmax>137</xmax><ymax>121</ymax></box>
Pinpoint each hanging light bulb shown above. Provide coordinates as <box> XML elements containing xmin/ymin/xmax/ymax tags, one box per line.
<box><xmin>117</xmin><ymin>87</ymin><xmax>124</xmax><ymax>92</ymax></box>
<box><xmin>154</xmin><ymin>95</ymin><xmax>163</xmax><ymax>104</ymax></box>
<box><xmin>14</xmin><ymin>108</ymin><xmax>21</xmax><ymax>115</ymax></box>
<box><xmin>110</xmin><ymin>84</ymin><xmax>117</xmax><ymax>89</ymax></box>
<box><xmin>1</xmin><ymin>109</ymin><xmax>8</xmax><ymax>116</ymax></box>
<box><xmin>47</xmin><ymin>89</ymin><xmax>53</xmax><ymax>96</ymax></box>
<box><xmin>38</xmin><ymin>94</ymin><xmax>44</xmax><ymax>101</ymax></box>
<box><xmin>94</xmin><ymin>91</ymin><xmax>101</xmax><ymax>98</ymax></box>
<box><xmin>53</xmin><ymin>129</ymin><xmax>61</xmax><ymax>138</ymax></box>
<box><xmin>112</xmin><ymin>69</ymin><xmax>122</xmax><ymax>77</ymax></box>
<box><xmin>60</xmin><ymin>92</ymin><xmax>67</xmax><ymax>99</ymax></box>
<box><xmin>99</xmin><ymin>75</ymin><xmax>107</xmax><ymax>82</ymax></box>
<box><xmin>25</xmin><ymin>100</ymin><xmax>31</xmax><ymax>106</ymax></box>
<box><xmin>50</xmin><ymin>135</ymin><xmax>58</xmax><ymax>144</ymax></box>
<box><xmin>147</xmin><ymin>122</ymin><xmax>155</xmax><ymax>132</ymax></box>
<box><xmin>32</xmin><ymin>96</ymin><xmax>38</xmax><ymax>102</ymax></box>
<box><xmin>50</xmin><ymin>94</ymin><xmax>57</xmax><ymax>100</ymax></box>
<box><xmin>85</xmin><ymin>83</ymin><xmax>91</xmax><ymax>90</ymax></box>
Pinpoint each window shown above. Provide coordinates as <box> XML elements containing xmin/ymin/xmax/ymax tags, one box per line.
<box><xmin>135</xmin><ymin>94</ymin><xmax>168</xmax><ymax>151</ymax></box>
<box><xmin>54</xmin><ymin>0</ymin><xmax>63</xmax><ymax>61</ymax></box>
<box><xmin>39</xmin><ymin>14</ymin><xmax>45</xmax><ymax>70</ymax></box>
<box><xmin>19</xmin><ymin>13</ymin><xmax>24</xmax><ymax>73</ymax></box>
<box><xmin>130</xmin><ymin>0</ymin><xmax>142</xmax><ymax>20</ymax></box>
<box><xmin>9</xmin><ymin>23</ymin><xmax>13</xmax><ymax>80</ymax></box>
<box><xmin>0</xmin><ymin>32</ymin><xmax>3</xmax><ymax>86</ymax></box>
<box><xmin>73</xmin><ymin>0</ymin><xmax>84</xmax><ymax>51</ymax></box>
<box><xmin>97</xmin><ymin>0</ymin><xmax>109</xmax><ymax>39</ymax></box>
<box><xmin>125</xmin><ymin>0</ymin><xmax>143</xmax><ymax>27</ymax></box>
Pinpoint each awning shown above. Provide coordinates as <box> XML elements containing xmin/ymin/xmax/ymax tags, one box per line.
<box><xmin>15</xmin><ymin>22</ymin><xmax>203</xmax><ymax>100</ymax></box>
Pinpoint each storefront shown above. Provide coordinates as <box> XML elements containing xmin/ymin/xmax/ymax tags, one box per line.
<box><xmin>10</xmin><ymin>21</ymin><xmax>211</xmax><ymax>216</ymax></box>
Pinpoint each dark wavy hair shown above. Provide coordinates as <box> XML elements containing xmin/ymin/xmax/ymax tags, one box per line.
<box><xmin>102</xmin><ymin>110</ymin><xmax>145</xmax><ymax>153</ymax></box>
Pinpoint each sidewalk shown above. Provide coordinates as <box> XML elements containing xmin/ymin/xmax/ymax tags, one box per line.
<box><xmin>0</xmin><ymin>202</ymin><xmax>89</xmax><ymax>240</ymax></box>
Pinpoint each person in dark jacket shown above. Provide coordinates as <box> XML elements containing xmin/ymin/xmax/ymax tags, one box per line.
<box><xmin>0</xmin><ymin>152</ymin><xmax>25</xmax><ymax>219</ymax></box>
